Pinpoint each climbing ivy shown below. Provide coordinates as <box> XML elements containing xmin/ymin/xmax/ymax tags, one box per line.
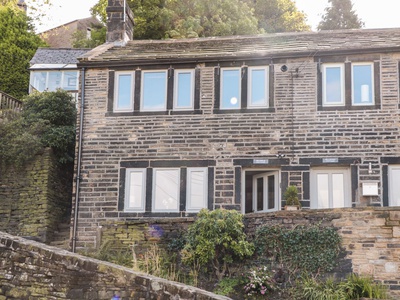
<box><xmin>254</xmin><ymin>224</ymin><xmax>341</xmax><ymax>274</ymax></box>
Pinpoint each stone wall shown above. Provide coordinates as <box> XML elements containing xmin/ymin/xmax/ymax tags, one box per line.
<box><xmin>245</xmin><ymin>207</ymin><xmax>400</xmax><ymax>298</ymax></box>
<box><xmin>0</xmin><ymin>231</ymin><xmax>231</xmax><ymax>300</ymax></box>
<box><xmin>0</xmin><ymin>149</ymin><xmax>72</xmax><ymax>243</ymax></box>
<box><xmin>88</xmin><ymin>208</ymin><xmax>400</xmax><ymax>298</ymax></box>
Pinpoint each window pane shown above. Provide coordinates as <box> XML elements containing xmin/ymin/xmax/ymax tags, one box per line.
<box><xmin>32</xmin><ymin>72</ymin><xmax>46</xmax><ymax>92</ymax></box>
<box><xmin>187</xmin><ymin>169</ymin><xmax>207</xmax><ymax>211</ymax></box>
<box><xmin>317</xmin><ymin>174</ymin><xmax>329</xmax><ymax>208</ymax></box>
<box><xmin>175</xmin><ymin>72</ymin><xmax>193</xmax><ymax>109</ymax></box>
<box><xmin>62</xmin><ymin>71</ymin><xmax>78</xmax><ymax>90</ymax></box>
<box><xmin>324</xmin><ymin>66</ymin><xmax>343</xmax><ymax>105</ymax></box>
<box><xmin>116</xmin><ymin>74</ymin><xmax>133</xmax><ymax>110</ymax></box>
<box><xmin>249</xmin><ymin>68</ymin><xmax>267</xmax><ymax>107</ymax></box>
<box><xmin>353</xmin><ymin>64</ymin><xmax>373</xmax><ymax>105</ymax></box>
<box><xmin>267</xmin><ymin>175</ymin><xmax>275</xmax><ymax>210</ymax></box>
<box><xmin>332</xmin><ymin>173</ymin><xmax>344</xmax><ymax>208</ymax></box>
<box><xmin>142</xmin><ymin>71</ymin><xmax>166</xmax><ymax>110</ymax></box>
<box><xmin>256</xmin><ymin>177</ymin><xmax>264</xmax><ymax>211</ymax></box>
<box><xmin>390</xmin><ymin>168</ymin><xmax>400</xmax><ymax>206</ymax></box>
<box><xmin>221</xmin><ymin>69</ymin><xmax>240</xmax><ymax>109</ymax></box>
<box><xmin>154</xmin><ymin>169</ymin><xmax>179</xmax><ymax>211</ymax></box>
<box><xmin>126</xmin><ymin>170</ymin><xmax>145</xmax><ymax>211</ymax></box>
<box><xmin>48</xmin><ymin>72</ymin><xmax>62</xmax><ymax>91</ymax></box>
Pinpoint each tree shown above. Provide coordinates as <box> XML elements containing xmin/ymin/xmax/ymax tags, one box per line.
<box><xmin>0</xmin><ymin>91</ymin><xmax>77</xmax><ymax>167</ymax></box>
<box><xmin>1</xmin><ymin>0</ymin><xmax>52</xmax><ymax>26</ymax></box>
<box><xmin>318</xmin><ymin>0</ymin><xmax>364</xmax><ymax>31</ymax></box>
<box><xmin>0</xmin><ymin>6</ymin><xmax>46</xmax><ymax>99</ymax></box>
<box><xmin>246</xmin><ymin>0</ymin><xmax>310</xmax><ymax>33</ymax></box>
<box><xmin>90</xmin><ymin>0</ymin><xmax>309</xmax><ymax>39</ymax></box>
<box><xmin>72</xmin><ymin>24</ymin><xmax>106</xmax><ymax>48</ymax></box>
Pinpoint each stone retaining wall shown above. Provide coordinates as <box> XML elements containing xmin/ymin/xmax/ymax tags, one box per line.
<box><xmin>0</xmin><ymin>231</ymin><xmax>231</xmax><ymax>300</ymax></box>
<box><xmin>0</xmin><ymin>149</ymin><xmax>72</xmax><ymax>243</ymax></box>
<box><xmin>245</xmin><ymin>207</ymin><xmax>400</xmax><ymax>297</ymax></box>
<box><xmin>98</xmin><ymin>208</ymin><xmax>400</xmax><ymax>298</ymax></box>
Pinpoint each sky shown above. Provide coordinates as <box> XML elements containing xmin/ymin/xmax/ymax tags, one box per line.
<box><xmin>32</xmin><ymin>0</ymin><xmax>400</xmax><ymax>33</ymax></box>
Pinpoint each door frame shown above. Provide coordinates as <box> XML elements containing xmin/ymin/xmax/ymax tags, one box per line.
<box><xmin>241</xmin><ymin>168</ymin><xmax>281</xmax><ymax>214</ymax></box>
<box><xmin>310</xmin><ymin>167</ymin><xmax>351</xmax><ymax>209</ymax></box>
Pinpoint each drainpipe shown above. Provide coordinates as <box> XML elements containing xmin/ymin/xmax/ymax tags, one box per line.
<box><xmin>72</xmin><ymin>67</ymin><xmax>86</xmax><ymax>253</ymax></box>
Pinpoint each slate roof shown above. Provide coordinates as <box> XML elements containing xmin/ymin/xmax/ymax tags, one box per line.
<box><xmin>30</xmin><ymin>48</ymin><xmax>91</xmax><ymax>65</ymax></box>
<box><xmin>80</xmin><ymin>28</ymin><xmax>400</xmax><ymax>66</ymax></box>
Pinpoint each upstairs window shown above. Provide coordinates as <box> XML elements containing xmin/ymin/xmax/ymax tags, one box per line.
<box><xmin>248</xmin><ymin>66</ymin><xmax>269</xmax><ymax>108</ymax></box>
<box><xmin>215</xmin><ymin>65</ymin><xmax>272</xmax><ymax>112</ymax></box>
<box><xmin>114</xmin><ymin>71</ymin><xmax>134</xmax><ymax>112</ymax></box>
<box><xmin>319</xmin><ymin>60</ymin><xmax>379</xmax><ymax>109</ymax></box>
<box><xmin>174</xmin><ymin>70</ymin><xmax>194</xmax><ymax>110</ymax></box>
<box><xmin>141</xmin><ymin>70</ymin><xmax>168</xmax><ymax>111</ymax></box>
<box><xmin>322</xmin><ymin>64</ymin><xmax>345</xmax><ymax>106</ymax></box>
<box><xmin>221</xmin><ymin>68</ymin><xmax>241</xmax><ymax>109</ymax></box>
<box><xmin>352</xmin><ymin>63</ymin><xmax>374</xmax><ymax>105</ymax></box>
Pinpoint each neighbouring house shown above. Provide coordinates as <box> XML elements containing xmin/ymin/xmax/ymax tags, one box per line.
<box><xmin>73</xmin><ymin>0</ymin><xmax>400</xmax><ymax>250</ymax></box>
<box><xmin>39</xmin><ymin>16</ymin><xmax>102</xmax><ymax>48</ymax></box>
<box><xmin>29</xmin><ymin>48</ymin><xmax>91</xmax><ymax>101</ymax></box>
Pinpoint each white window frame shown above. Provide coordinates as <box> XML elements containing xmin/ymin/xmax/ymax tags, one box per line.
<box><xmin>220</xmin><ymin>67</ymin><xmax>241</xmax><ymax>110</ymax></box>
<box><xmin>186</xmin><ymin>167</ymin><xmax>208</xmax><ymax>212</ymax></box>
<box><xmin>389</xmin><ymin>165</ymin><xmax>400</xmax><ymax>207</ymax></box>
<box><xmin>152</xmin><ymin>168</ymin><xmax>180</xmax><ymax>212</ymax></box>
<box><xmin>141</xmin><ymin>70</ymin><xmax>168</xmax><ymax>112</ymax></box>
<box><xmin>114</xmin><ymin>71</ymin><xmax>134</xmax><ymax>112</ymax></box>
<box><xmin>322</xmin><ymin>63</ymin><xmax>345</xmax><ymax>107</ymax></box>
<box><xmin>310</xmin><ymin>168</ymin><xmax>351</xmax><ymax>209</ymax></box>
<box><xmin>248</xmin><ymin>66</ymin><xmax>269</xmax><ymax>108</ymax></box>
<box><xmin>30</xmin><ymin>70</ymin><xmax>79</xmax><ymax>93</ymax></box>
<box><xmin>351</xmin><ymin>62</ymin><xmax>374</xmax><ymax>106</ymax></box>
<box><xmin>173</xmin><ymin>69</ymin><xmax>194</xmax><ymax>111</ymax></box>
<box><xmin>124</xmin><ymin>168</ymin><xmax>146</xmax><ymax>212</ymax></box>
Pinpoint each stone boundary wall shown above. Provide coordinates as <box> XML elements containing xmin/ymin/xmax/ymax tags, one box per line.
<box><xmin>0</xmin><ymin>149</ymin><xmax>71</xmax><ymax>243</ymax></box>
<box><xmin>98</xmin><ymin>208</ymin><xmax>400</xmax><ymax>298</ymax></box>
<box><xmin>245</xmin><ymin>207</ymin><xmax>400</xmax><ymax>298</ymax></box>
<box><xmin>0</xmin><ymin>231</ymin><xmax>231</xmax><ymax>300</ymax></box>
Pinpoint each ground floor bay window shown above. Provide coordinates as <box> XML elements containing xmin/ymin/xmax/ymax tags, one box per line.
<box><xmin>310</xmin><ymin>168</ymin><xmax>351</xmax><ymax>209</ymax></box>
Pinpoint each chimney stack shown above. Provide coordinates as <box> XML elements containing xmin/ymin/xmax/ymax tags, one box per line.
<box><xmin>106</xmin><ymin>0</ymin><xmax>135</xmax><ymax>43</ymax></box>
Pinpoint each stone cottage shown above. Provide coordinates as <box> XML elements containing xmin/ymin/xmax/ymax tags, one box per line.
<box><xmin>72</xmin><ymin>0</ymin><xmax>400</xmax><ymax>250</ymax></box>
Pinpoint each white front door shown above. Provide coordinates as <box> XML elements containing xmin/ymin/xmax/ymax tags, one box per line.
<box><xmin>389</xmin><ymin>166</ymin><xmax>400</xmax><ymax>206</ymax></box>
<box><xmin>253</xmin><ymin>172</ymin><xmax>279</xmax><ymax>212</ymax></box>
<box><xmin>311</xmin><ymin>168</ymin><xmax>351</xmax><ymax>209</ymax></box>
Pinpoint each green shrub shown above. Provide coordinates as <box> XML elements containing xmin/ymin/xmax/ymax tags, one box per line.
<box><xmin>296</xmin><ymin>274</ymin><xmax>390</xmax><ymax>300</ymax></box>
<box><xmin>340</xmin><ymin>273</ymin><xmax>389</xmax><ymax>299</ymax></box>
<box><xmin>181</xmin><ymin>209</ymin><xmax>254</xmax><ymax>281</ymax></box>
<box><xmin>214</xmin><ymin>277</ymin><xmax>240</xmax><ymax>296</ymax></box>
<box><xmin>284</xmin><ymin>185</ymin><xmax>301</xmax><ymax>206</ymax></box>
<box><xmin>0</xmin><ymin>90</ymin><xmax>76</xmax><ymax>167</ymax></box>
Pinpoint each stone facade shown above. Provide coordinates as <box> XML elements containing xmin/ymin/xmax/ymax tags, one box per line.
<box><xmin>0</xmin><ymin>149</ymin><xmax>71</xmax><ymax>243</ymax></box>
<box><xmin>75</xmin><ymin>51</ymin><xmax>400</xmax><ymax>248</ymax></box>
<box><xmin>0</xmin><ymin>231</ymin><xmax>230</xmax><ymax>300</ymax></box>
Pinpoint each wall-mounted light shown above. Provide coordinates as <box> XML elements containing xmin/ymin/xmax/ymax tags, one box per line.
<box><xmin>280</xmin><ymin>65</ymin><xmax>288</xmax><ymax>72</ymax></box>
<box><xmin>368</xmin><ymin>162</ymin><xmax>373</xmax><ymax>174</ymax></box>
